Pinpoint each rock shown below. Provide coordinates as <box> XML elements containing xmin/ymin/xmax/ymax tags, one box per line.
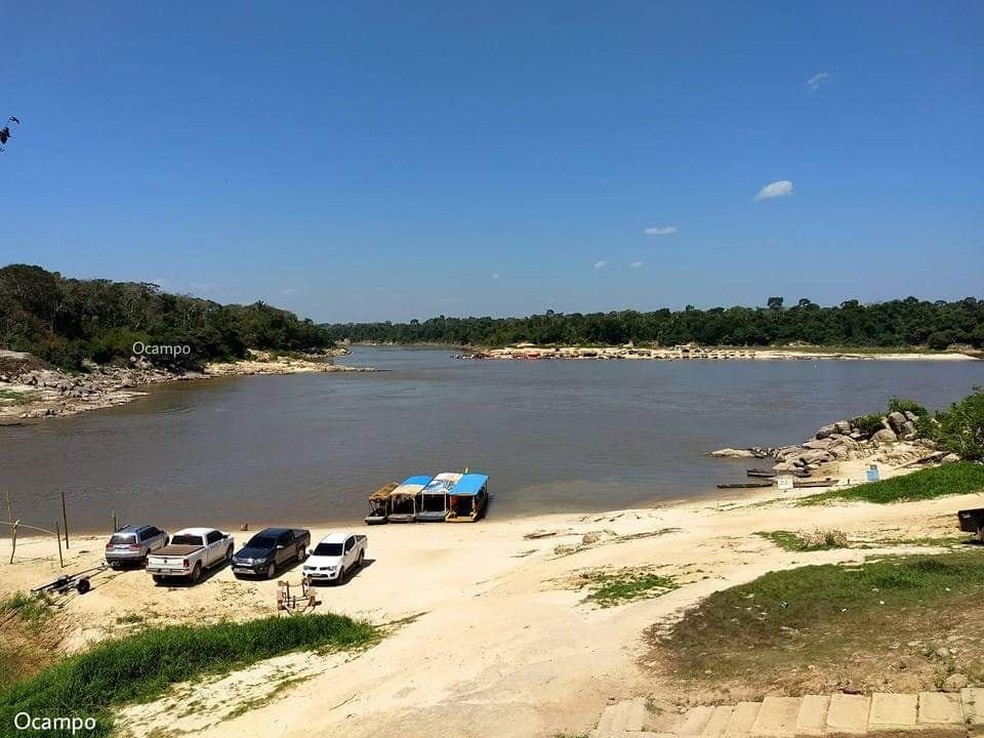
<box><xmin>772</xmin><ymin>462</ymin><xmax>798</xmax><ymax>472</ymax></box>
<box><xmin>872</xmin><ymin>428</ymin><xmax>898</xmax><ymax>444</ymax></box>
<box><xmin>942</xmin><ymin>673</ymin><xmax>969</xmax><ymax>692</ymax></box>
<box><xmin>709</xmin><ymin>448</ymin><xmax>756</xmax><ymax>458</ymax></box>
<box><xmin>942</xmin><ymin>453</ymin><xmax>962</xmax><ymax>464</ymax></box>
<box><xmin>904</xmin><ymin>410</ymin><xmax>920</xmax><ymax>423</ymax></box>
<box><xmin>834</xmin><ymin>420</ymin><xmax>852</xmax><ymax>435</ymax></box>
<box><xmin>815</xmin><ymin>423</ymin><xmax>837</xmax><ymax>440</ymax></box>
<box><xmin>887</xmin><ymin>411</ymin><xmax>908</xmax><ymax>434</ymax></box>
<box><xmin>803</xmin><ymin>438</ymin><xmax>834</xmax><ymax>450</ymax></box>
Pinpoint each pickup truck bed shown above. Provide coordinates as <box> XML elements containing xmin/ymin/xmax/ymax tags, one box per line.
<box><xmin>152</xmin><ymin>544</ymin><xmax>201</xmax><ymax>557</ymax></box>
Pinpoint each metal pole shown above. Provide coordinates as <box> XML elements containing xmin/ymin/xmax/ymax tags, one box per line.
<box><xmin>55</xmin><ymin>521</ymin><xmax>63</xmax><ymax>568</ymax></box>
<box><xmin>60</xmin><ymin>490</ymin><xmax>70</xmax><ymax>550</ymax></box>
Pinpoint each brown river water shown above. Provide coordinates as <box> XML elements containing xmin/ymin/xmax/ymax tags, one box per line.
<box><xmin>1</xmin><ymin>347</ymin><xmax>981</xmax><ymax>535</ymax></box>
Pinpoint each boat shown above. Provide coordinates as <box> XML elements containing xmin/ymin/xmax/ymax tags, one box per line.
<box><xmin>416</xmin><ymin>472</ymin><xmax>463</xmax><ymax>522</ymax></box>
<box><xmin>446</xmin><ymin>473</ymin><xmax>490</xmax><ymax>522</ymax></box>
<box><xmin>746</xmin><ymin>469</ymin><xmax>776</xmax><ymax>478</ymax></box>
<box><xmin>364</xmin><ymin>481</ymin><xmax>399</xmax><ymax>525</ymax></box>
<box><xmin>387</xmin><ymin>475</ymin><xmax>432</xmax><ymax>523</ymax></box>
<box><xmin>716</xmin><ymin>481</ymin><xmax>774</xmax><ymax>489</ymax></box>
<box><xmin>793</xmin><ymin>477</ymin><xmax>835</xmax><ymax>488</ymax></box>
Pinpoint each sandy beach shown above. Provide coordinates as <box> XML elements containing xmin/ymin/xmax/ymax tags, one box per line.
<box><xmin>1</xmin><ymin>466</ymin><xmax>975</xmax><ymax>738</ymax></box>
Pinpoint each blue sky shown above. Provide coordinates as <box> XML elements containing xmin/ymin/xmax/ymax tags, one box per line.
<box><xmin>2</xmin><ymin>1</ymin><xmax>982</xmax><ymax>322</ymax></box>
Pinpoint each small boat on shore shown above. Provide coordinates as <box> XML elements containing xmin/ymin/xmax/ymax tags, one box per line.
<box><xmin>716</xmin><ymin>481</ymin><xmax>774</xmax><ymax>489</ymax></box>
<box><xmin>364</xmin><ymin>481</ymin><xmax>399</xmax><ymax>525</ymax></box>
<box><xmin>416</xmin><ymin>472</ymin><xmax>463</xmax><ymax>522</ymax></box>
<box><xmin>387</xmin><ymin>475</ymin><xmax>432</xmax><ymax>523</ymax></box>
<box><xmin>793</xmin><ymin>477</ymin><xmax>835</xmax><ymax>488</ymax></box>
<box><xmin>446</xmin><ymin>473</ymin><xmax>490</xmax><ymax>522</ymax></box>
<box><xmin>746</xmin><ymin>469</ymin><xmax>776</xmax><ymax>478</ymax></box>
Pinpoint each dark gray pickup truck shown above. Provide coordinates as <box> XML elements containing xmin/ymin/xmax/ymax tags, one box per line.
<box><xmin>231</xmin><ymin>527</ymin><xmax>311</xmax><ymax>579</ymax></box>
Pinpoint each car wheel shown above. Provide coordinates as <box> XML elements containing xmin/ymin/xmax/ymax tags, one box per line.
<box><xmin>266</xmin><ymin>562</ymin><xmax>276</xmax><ymax>579</ymax></box>
<box><xmin>296</xmin><ymin>546</ymin><xmax>306</xmax><ymax>562</ymax></box>
<box><xmin>152</xmin><ymin>575</ymin><xmax>165</xmax><ymax>585</ymax></box>
<box><xmin>190</xmin><ymin>562</ymin><xmax>202</xmax><ymax>583</ymax></box>
<box><xmin>358</xmin><ymin>550</ymin><xmax>364</xmax><ymax>568</ymax></box>
<box><xmin>225</xmin><ymin>546</ymin><xmax>234</xmax><ymax>563</ymax></box>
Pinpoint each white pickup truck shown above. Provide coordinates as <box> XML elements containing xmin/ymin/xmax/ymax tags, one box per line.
<box><xmin>302</xmin><ymin>532</ymin><xmax>367</xmax><ymax>584</ymax></box>
<box><xmin>147</xmin><ymin>527</ymin><xmax>235</xmax><ymax>584</ymax></box>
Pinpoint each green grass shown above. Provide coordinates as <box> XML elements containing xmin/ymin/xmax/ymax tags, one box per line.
<box><xmin>0</xmin><ymin>388</ymin><xmax>33</xmax><ymax>403</ymax></box>
<box><xmin>651</xmin><ymin>551</ymin><xmax>984</xmax><ymax>693</ymax></box>
<box><xmin>0</xmin><ymin>593</ymin><xmax>53</xmax><ymax>632</ymax></box>
<box><xmin>800</xmin><ymin>462</ymin><xmax>984</xmax><ymax>505</ymax></box>
<box><xmin>755</xmin><ymin>529</ymin><xmax>848</xmax><ymax>552</ymax></box>
<box><xmin>0</xmin><ymin>613</ymin><xmax>377</xmax><ymax>738</ymax></box>
<box><xmin>579</xmin><ymin>568</ymin><xmax>678</xmax><ymax>608</ymax></box>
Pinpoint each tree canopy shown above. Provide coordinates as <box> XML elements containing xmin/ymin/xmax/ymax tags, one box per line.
<box><xmin>327</xmin><ymin>297</ymin><xmax>984</xmax><ymax>349</ymax></box>
<box><xmin>0</xmin><ymin>264</ymin><xmax>334</xmax><ymax>370</ymax></box>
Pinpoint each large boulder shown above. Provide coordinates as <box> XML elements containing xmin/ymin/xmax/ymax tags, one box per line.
<box><xmin>834</xmin><ymin>420</ymin><xmax>853</xmax><ymax>435</ymax></box>
<box><xmin>886</xmin><ymin>411</ymin><xmax>908</xmax><ymax>434</ymax></box>
<box><xmin>815</xmin><ymin>423</ymin><xmax>837</xmax><ymax>440</ymax></box>
<box><xmin>872</xmin><ymin>428</ymin><xmax>898</xmax><ymax>444</ymax></box>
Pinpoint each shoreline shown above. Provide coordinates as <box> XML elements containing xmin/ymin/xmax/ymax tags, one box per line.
<box><xmin>0</xmin><ymin>348</ymin><xmax>376</xmax><ymax>423</ymax></box>
<box><xmin>456</xmin><ymin>343</ymin><xmax>981</xmax><ymax>361</ymax></box>
<box><xmin>2</xmin><ymin>479</ymin><xmax>976</xmax><ymax>738</ymax></box>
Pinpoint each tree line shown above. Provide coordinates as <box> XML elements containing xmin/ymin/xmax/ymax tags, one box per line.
<box><xmin>328</xmin><ymin>296</ymin><xmax>984</xmax><ymax>349</ymax></box>
<box><xmin>0</xmin><ymin>264</ymin><xmax>334</xmax><ymax>370</ymax></box>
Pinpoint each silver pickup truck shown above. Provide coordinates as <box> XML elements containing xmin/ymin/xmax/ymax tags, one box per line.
<box><xmin>146</xmin><ymin>527</ymin><xmax>234</xmax><ymax>584</ymax></box>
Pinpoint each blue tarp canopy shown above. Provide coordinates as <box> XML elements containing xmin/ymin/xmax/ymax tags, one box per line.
<box><xmin>401</xmin><ymin>475</ymin><xmax>433</xmax><ymax>487</ymax></box>
<box><xmin>450</xmin><ymin>473</ymin><xmax>489</xmax><ymax>496</ymax></box>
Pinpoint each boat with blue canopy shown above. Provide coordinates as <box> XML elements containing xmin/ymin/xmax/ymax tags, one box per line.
<box><xmin>416</xmin><ymin>472</ymin><xmax>463</xmax><ymax>522</ymax></box>
<box><xmin>387</xmin><ymin>475</ymin><xmax>432</xmax><ymax>523</ymax></box>
<box><xmin>446</xmin><ymin>473</ymin><xmax>490</xmax><ymax>522</ymax></box>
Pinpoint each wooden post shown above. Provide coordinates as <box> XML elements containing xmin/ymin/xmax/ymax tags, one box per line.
<box><xmin>111</xmin><ymin>511</ymin><xmax>118</xmax><ymax>532</ymax></box>
<box><xmin>55</xmin><ymin>521</ymin><xmax>63</xmax><ymax>568</ymax></box>
<box><xmin>60</xmin><ymin>490</ymin><xmax>70</xmax><ymax>550</ymax></box>
<box><xmin>9</xmin><ymin>521</ymin><xmax>17</xmax><ymax>565</ymax></box>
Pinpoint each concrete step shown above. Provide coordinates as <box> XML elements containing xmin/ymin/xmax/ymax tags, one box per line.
<box><xmin>700</xmin><ymin>705</ymin><xmax>734</xmax><ymax>738</ymax></box>
<box><xmin>962</xmin><ymin>687</ymin><xmax>984</xmax><ymax>725</ymax></box>
<box><xmin>676</xmin><ymin>706</ymin><xmax>715</xmax><ymax>736</ymax></box>
<box><xmin>750</xmin><ymin>696</ymin><xmax>802</xmax><ymax>737</ymax></box>
<box><xmin>794</xmin><ymin>694</ymin><xmax>829</xmax><ymax>736</ymax></box>
<box><xmin>868</xmin><ymin>692</ymin><xmax>918</xmax><ymax>731</ymax></box>
<box><xmin>918</xmin><ymin>692</ymin><xmax>964</xmax><ymax>725</ymax></box>
<box><xmin>825</xmin><ymin>693</ymin><xmax>870</xmax><ymax>734</ymax></box>
<box><xmin>723</xmin><ymin>701</ymin><xmax>761</xmax><ymax>737</ymax></box>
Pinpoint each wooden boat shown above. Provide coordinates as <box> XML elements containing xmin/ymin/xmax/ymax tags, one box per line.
<box><xmin>793</xmin><ymin>477</ymin><xmax>835</xmax><ymax>488</ymax></box>
<box><xmin>746</xmin><ymin>469</ymin><xmax>776</xmax><ymax>478</ymax></box>
<box><xmin>364</xmin><ymin>481</ymin><xmax>399</xmax><ymax>525</ymax></box>
<box><xmin>416</xmin><ymin>472</ymin><xmax>463</xmax><ymax>522</ymax></box>
<box><xmin>387</xmin><ymin>475</ymin><xmax>432</xmax><ymax>523</ymax></box>
<box><xmin>446</xmin><ymin>473</ymin><xmax>490</xmax><ymax>522</ymax></box>
<box><xmin>716</xmin><ymin>481</ymin><xmax>773</xmax><ymax>489</ymax></box>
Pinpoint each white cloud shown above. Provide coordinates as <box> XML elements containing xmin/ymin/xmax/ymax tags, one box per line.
<box><xmin>754</xmin><ymin>180</ymin><xmax>794</xmax><ymax>201</ymax></box>
<box><xmin>806</xmin><ymin>71</ymin><xmax>829</xmax><ymax>92</ymax></box>
<box><xmin>593</xmin><ymin>260</ymin><xmax>607</xmax><ymax>269</ymax></box>
<box><xmin>491</xmin><ymin>272</ymin><xmax>500</xmax><ymax>280</ymax></box>
<box><xmin>644</xmin><ymin>226</ymin><xmax>678</xmax><ymax>236</ymax></box>
<box><xmin>630</xmin><ymin>261</ymin><xmax>643</xmax><ymax>269</ymax></box>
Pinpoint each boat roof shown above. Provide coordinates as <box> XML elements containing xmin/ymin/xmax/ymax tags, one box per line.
<box><xmin>369</xmin><ymin>481</ymin><xmax>399</xmax><ymax>501</ymax></box>
<box><xmin>421</xmin><ymin>472</ymin><xmax>463</xmax><ymax>494</ymax></box>
<box><xmin>451</xmin><ymin>473</ymin><xmax>489</xmax><ymax>496</ymax></box>
<box><xmin>391</xmin><ymin>475</ymin><xmax>432</xmax><ymax>496</ymax></box>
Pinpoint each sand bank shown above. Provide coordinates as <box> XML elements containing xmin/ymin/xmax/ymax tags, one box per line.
<box><xmin>1</xmin><ymin>475</ymin><xmax>973</xmax><ymax>738</ymax></box>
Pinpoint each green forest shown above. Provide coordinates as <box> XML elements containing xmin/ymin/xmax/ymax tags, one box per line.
<box><xmin>0</xmin><ymin>264</ymin><xmax>334</xmax><ymax>370</ymax></box>
<box><xmin>329</xmin><ymin>296</ymin><xmax>984</xmax><ymax>349</ymax></box>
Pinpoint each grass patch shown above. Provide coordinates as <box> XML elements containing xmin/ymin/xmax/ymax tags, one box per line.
<box><xmin>801</xmin><ymin>462</ymin><xmax>984</xmax><ymax>505</ymax></box>
<box><xmin>578</xmin><ymin>568</ymin><xmax>678</xmax><ymax>608</ymax></box>
<box><xmin>756</xmin><ymin>529</ymin><xmax>848</xmax><ymax>552</ymax></box>
<box><xmin>648</xmin><ymin>551</ymin><xmax>984</xmax><ymax>696</ymax></box>
<box><xmin>0</xmin><ymin>613</ymin><xmax>377</xmax><ymax>737</ymax></box>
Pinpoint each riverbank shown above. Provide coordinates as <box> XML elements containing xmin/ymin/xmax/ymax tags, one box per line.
<box><xmin>1</xmin><ymin>477</ymin><xmax>978</xmax><ymax>738</ymax></box>
<box><xmin>458</xmin><ymin>344</ymin><xmax>980</xmax><ymax>361</ymax></box>
<box><xmin>0</xmin><ymin>349</ymin><xmax>374</xmax><ymax>423</ymax></box>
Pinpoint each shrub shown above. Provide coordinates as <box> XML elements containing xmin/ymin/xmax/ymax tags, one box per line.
<box><xmin>853</xmin><ymin>414</ymin><xmax>885</xmax><ymax>436</ymax></box>
<box><xmin>887</xmin><ymin>397</ymin><xmax>928</xmax><ymax>417</ymax></box>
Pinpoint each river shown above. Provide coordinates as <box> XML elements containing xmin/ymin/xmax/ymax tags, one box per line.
<box><xmin>1</xmin><ymin>347</ymin><xmax>981</xmax><ymax>534</ymax></box>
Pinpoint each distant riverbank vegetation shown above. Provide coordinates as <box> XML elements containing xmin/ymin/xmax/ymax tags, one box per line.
<box><xmin>329</xmin><ymin>296</ymin><xmax>984</xmax><ymax>350</ymax></box>
<box><xmin>0</xmin><ymin>264</ymin><xmax>334</xmax><ymax>371</ymax></box>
